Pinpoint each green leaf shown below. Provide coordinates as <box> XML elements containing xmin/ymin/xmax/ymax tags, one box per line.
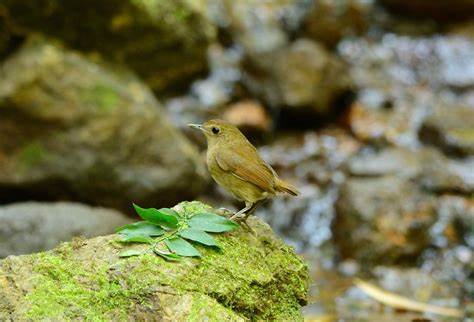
<box><xmin>133</xmin><ymin>204</ymin><xmax>179</xmax><ymax>229</ymax></box>
<box><xmin>179</xmin><ymin>228</ymin><xmax>219</xmax><ymax>247</ymax></box>
<box><xmin>116</xmin><ymin>221</ymin><xmax>164</xmax><ymax>237</ymax></box>
<box><xmin>165</xmin><ymin>237</ymin><xmax>201</xmax><ymax>257</ymax></box>
<box><xmin>153</xmin><ymin>248</ymin><xmax>182</xmax><ymax>261</ymax></box>
<box><xmin>188</xmin><ymin>212</ymin><xmax>239</xmax><ymax>232</ymax></box>
<box><xmin>119</xmin><ymin>235</ymin><xmax>153</xmax><ymax>244</ymax></box>
<box><xmin>119</xmin><ymin>249</ymin><xmax>143</xmax><ymax>258</ymax></box>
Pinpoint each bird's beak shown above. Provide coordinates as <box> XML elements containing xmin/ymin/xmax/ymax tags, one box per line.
<box><xmin>188</xmin><ymin>123</ymin><xmax>203</xmax><ymax>131</ymax></box>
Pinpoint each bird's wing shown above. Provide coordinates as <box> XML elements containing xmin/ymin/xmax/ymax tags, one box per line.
<box><xmin>214</xmin><ymin>146</ymin><xmax>275</xmax><ymax>192</ymax></box>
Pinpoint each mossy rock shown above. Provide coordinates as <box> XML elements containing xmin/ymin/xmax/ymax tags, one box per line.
<box><xmin>0</xmin><ymin>0</ymin><xmax>215</xmax><ymax>94</ymax></box>
<box><xmin>0</xmin><ymin>201</ymin><xmax>308</xmax><ymax>321</ymax></box>
<box><xmin>0</xmin><ymin>36</ymin><xmax>207</xmax><ymax>211</ymax></box>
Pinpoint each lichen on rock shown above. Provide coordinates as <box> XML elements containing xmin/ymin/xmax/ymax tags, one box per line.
<box><xmin>0</xmin><ymin>201</ymin><xmax>308</xmax><ymax>321</ymax></box>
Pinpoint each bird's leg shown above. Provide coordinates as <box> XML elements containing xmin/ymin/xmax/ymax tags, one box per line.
<box><xmin>230</xmin><ymin>200</ymin><xmax>264</xmax><ymax>222</ymax></box>
<box><xmin>230</xmin><ymin>202</ymin><xmax>253</xmax><ymax>221</ymax></box>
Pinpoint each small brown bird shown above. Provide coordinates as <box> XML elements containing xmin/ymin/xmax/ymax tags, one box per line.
<box><xmin>189</xmin><ymin>119</ymin><xmax>299</xmax><ymax>222</ymax></box>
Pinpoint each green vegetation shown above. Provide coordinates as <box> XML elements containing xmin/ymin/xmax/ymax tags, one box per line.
<box><xmin>117</xmin><ymin>203</ymin><xmax>239</xmax><ymax>260</ymax></box>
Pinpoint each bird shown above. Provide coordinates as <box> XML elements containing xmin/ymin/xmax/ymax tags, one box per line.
<box><xmin>188</xmin><ymin>119</ymin><xmax>299</xmax><ymax>223</ymax></box>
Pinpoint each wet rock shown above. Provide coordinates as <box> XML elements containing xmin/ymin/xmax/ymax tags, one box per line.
<box><xmin>420</xmin><ymin>105</ymin><xmax>474</xmax><ymax>156</ymax></box>
<box><xmin>0</xmin><ymin>201</ymin><xmax>308</xmax><ymax>321</ymax></box>
<box><xmin>334</xmin><ymin>176</ymin><xmax>436</xmax><ymax>264</ymax></box>
<box><xmin>0</xmin><ymin>202</ymin><xmax>130</xmax><ymax>258</ymax></box>
<box><xmin>0</xmin><ymin>0</ymin><xmax>215</xmax><ymax>94</ymax></box>
<box><xmin>302</xmin><ymin>0</ymin><xmax>374</xmax><ymax>48</ymax></box>
<box><xmin>222</xmin><ymin>100</ymin><xmax>272</xmax><ymax>135</ymax></box>
<box><xmin>379</xmin><ymin>0</ymin><xmax>474</xmax><ymax>21</ymax></box>
<box><xmin>348</xmin><ymin>146</ymin><xmax>426</xmax><ymax>178</ymax></box>
<box><xmin>340</xmin><ymin>35</ymin><xmax>474</xmax><ymax>147</ymax></box>
<box><xmin>348</xmin><ymin>146</ymin><xmax>474</xmax><ymax>193</ymax></box>
<box><xmin>0</xmin><ymin>36</ymin><xmax>207</xmax><ymax>211</ymax></box>
<box><xmin>244</xmin><ymin>38</ymin><xmax>352</xmax><ymax>114</ymax></box>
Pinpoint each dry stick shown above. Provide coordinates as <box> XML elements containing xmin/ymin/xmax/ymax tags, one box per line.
<box><xmin>354</xmin><ymin>278</ymin><xmax>464</xmax><ymax>318</ymax></box>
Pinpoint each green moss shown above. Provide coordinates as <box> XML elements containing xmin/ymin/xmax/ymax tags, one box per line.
<box><xmin>22</xmin><ymin>201</ymin><xmax>308</xmax><ymax>321</ymax></box>
<box><xmin>82</xmin><ymin>84</ymin><xmax>119</xmax><ymax>112</ymax></box>
<box><xmin>17</xmin><ymin>142</ymin><xmax>46</xmax><ymax>168</ymax></box>
<box><xmin>25</xmin><ymin>245</ymin><xmax>150</xmax><ymax>320</ymax></box>
<box><xmin>188</xmin><ymin>293</ymin><xmax>243</xmax><ymax>321</ymax></box>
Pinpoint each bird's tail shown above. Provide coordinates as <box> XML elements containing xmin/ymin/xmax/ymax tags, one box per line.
<box><xmin>275</xmin><ymin>178</ymin><xmax>299</xmax><ymax>196</ymax></box>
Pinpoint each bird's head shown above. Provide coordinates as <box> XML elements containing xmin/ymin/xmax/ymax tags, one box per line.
<box><xmin>188</xmin><ymin>119</ymin><xmax>245</xmax><ymax>147</ymax></box>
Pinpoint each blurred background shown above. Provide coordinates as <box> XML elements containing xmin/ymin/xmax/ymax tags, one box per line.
<box><xmin>0</xmin><ymin>0</ymin><xmax>473</xmax><ymax>321</ymax></box>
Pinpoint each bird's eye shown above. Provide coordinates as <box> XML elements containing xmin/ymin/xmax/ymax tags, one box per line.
<box><xmin>211</xmin><ymin>126</ymin><xmax>220</xmax><ymax>134</ymax></box>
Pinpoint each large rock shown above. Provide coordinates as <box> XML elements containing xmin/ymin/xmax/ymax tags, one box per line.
<box><xmin>334</xmin><ymin>176</ymin><xmax>436</xmax><ymax>264</ymax></box>
<box><xmin>0</xmin><ymin>0</ymin><xmax>215</xmax><ymax>94</ymax></box>
<box><xmin>0</xmin><ymin>202</ymin><xmax>130</xmax><ymax>258</ymax></box>
<box><xmin>0</xmin><ymin>201</ymin><xmax>308</xmax><ymax>321</ymax></box>
<box><xmin>243</xmin><ymin>38</ymin><xmax>352</xmax><ymax>114</ymax></box>
<box><xmin>302</xmin><ymin>0</ymin><xmax>373</xmax><ymax>48</ymax></box>
<box><xmin>0</xmin><ymin>36</ymin><xmax>207</xmax><ymax>211</ymax></box>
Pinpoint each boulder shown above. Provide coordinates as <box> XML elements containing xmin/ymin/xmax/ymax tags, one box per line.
<box><xmin>302</xmin><ymin>0</ymin><xmax>373</xmax><ymax>48</ymax></box>
<box><xmin>0</xmin><ymin>201</ymin><xmax>308</xmax><ymax>321</ymax></box>
<box><xmin>334</xmin><ymin>176</ymin><xmax>436</xmax><ymax>264</ymax></box>
<box><xmin>0</xmin><ymin>0</ymin><xmax>215</xmax><ymax>94</ymax></box>
<box><xmin>0</xmin><ymin>36</ymin><xmax>207</xmax><ymax>211</ymax></box>
<box><xmin>0</xmin><ymin>202</ymin><xmax>130</xmax><ymax>258</ymax></box>
<box><xmin>243</xmin><ymin>38</ymin><xmax>352</xmax><ymax>114</ymax></box>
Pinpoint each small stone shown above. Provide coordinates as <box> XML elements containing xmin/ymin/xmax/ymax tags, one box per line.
<box><xmin>222</xmin><ymin>100</ymin><xmax>272</xmax><ymax>134</ymax></box>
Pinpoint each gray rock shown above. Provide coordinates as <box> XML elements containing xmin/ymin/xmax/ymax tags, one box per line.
<box><xmin>0</xmin><ymin>36</ymin><xmax>207</xmax><ymax>211</ymax></box>
<box><xmin>0</xmin><ymin>202</ymin><xmax>130</xmax><ymax>257</ymax></box>
<box><xmin>348</xmin><ymin>147</ymin><xmax>474</xmax><ymax>193</ymax></box>
<box><xmin>1</xmin><ymin>0</ymin><xmax>215</xmax><ymax>94</ymax></box>
<box><xmin>334</xmin><ymin>176</ymin><xmax>436</xmax><ymax>264</ymax></box>
<box><xmin>243</xmin><ymin>38</ymin><xmax>352</xmax><ymax>114</ymax></box>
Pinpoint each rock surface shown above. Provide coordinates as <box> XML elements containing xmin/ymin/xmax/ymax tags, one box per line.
<box><xmin>0</xmin><ymin>201</ymin><xmax>308</xmax><ymax>321</ymax></box>
<box><xmin>0</xmin><ymin>36</ymin><xmax>207</xmax><ymax>211</ymax></box>
<box><xmin>0</xmin><ymin>202</ymin><xmax>130</xmax><ymax>258</ymax></box>
<box><xmin>303</xmin><ymin>0</ymin><xmax>373</xmax><ymax>48</ymax></box>
<box><xmin>243</xmin><ymin>38</ymin><xmax>352</xmax><ymax>114</ymax></box>
<box><xmin>0</xmin><ymin>0</ymin><xmax>215</xmax><ymax>94</ymax></box>
<box><xmin>334</xmin><ymin>176</ymin><xmax>436</xmax><ymax>264</ymax></box>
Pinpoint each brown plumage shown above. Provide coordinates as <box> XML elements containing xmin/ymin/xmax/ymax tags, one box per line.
<box><xmin>189</xmin><ymin>119</ymin><xmax>299</xmax><ymax>222</ymax></box>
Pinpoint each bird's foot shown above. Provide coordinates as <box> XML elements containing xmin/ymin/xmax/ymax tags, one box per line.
<box><xmin>216</xmin><ymin>207</ymin><xmax>234</xmax><ymax>217</ymax></box>
<box><xmin>230</xmin><ymin>213</ymin><xmax>254</xmax><ymax>233</ymax></box>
